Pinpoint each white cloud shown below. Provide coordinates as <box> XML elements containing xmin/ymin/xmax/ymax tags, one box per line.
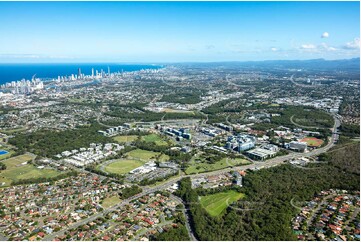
<box><xmin>320</xmin><ymin>43</ymin><xmax>337</xmax><ymax>51</ymax></box>
<box><xmin>0</xmin><ymin>54</ymin><xmax>76</xmax><ymax>60</ymax></box>
<box><xmin>298</xmin><ymin>43</ymin><xmax>338</xmax><ymax>53</ymax></box>
<box><xmin>0</xmin><ymin>54</ymin><xmax>41</xmax><ymax>59</ymax></box>
<box><xmin>300</xmin><ymin>44</ymin><xmax>317</xmax><ymax>50</ymax></box>
<box><xmin>321</xmin><ymin>32</ymin><xmax>329</xmax><ymax>38</ymax></box>
<box><xmin>343</xmin><ymin>38</ymin><xmax>360</xmax><ymax>49</ymax></box>
<box><xmin>270</xmin><ymin>47</ymin><xmax>278</xmax><ymax>52</ymax></box>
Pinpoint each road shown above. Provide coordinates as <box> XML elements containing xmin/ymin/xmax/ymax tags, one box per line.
<box><xmin>290</xmin><ymin>115</ymin><xmax>321</xmax><ymax>129</ymax></box>
<box><xmin>43</xmin><ymin>115</ymin><xmax>340</xmax><ymax>241</ymax></box>
<box><xmin>170</xmin><ymin>194</ymin><xmax>198</xmax><ymax>241</ymax></box>
<box><xmin>305</xmin><ymin>194</ymin><xmax>337</xmax><ymax>228</ymax></box>
<box><xmin>96</xmin><ymin>114</ymin><xmax>113</xmax><ymax>128</ymax></box>
<box><xmin>225</xmin><ymin>74</ymin><xmax>242</xmax><ymax>87</ymax></box>
<box><xmin>289</xmin><ymin>74</ymin><xmax>320</xmax><ymax>88</ymax></box>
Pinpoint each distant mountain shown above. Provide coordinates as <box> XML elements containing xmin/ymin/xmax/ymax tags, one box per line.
<box><xmin>174</xmin><ymin>58</ymin><xmax>360</xmax><ymax>74</ymax></box>
<box><xmin>254</xmin><ymin>58</ymin><xmax>360</xmax><ymax>71</ymax></box>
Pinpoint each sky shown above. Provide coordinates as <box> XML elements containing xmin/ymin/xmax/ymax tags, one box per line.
<box><xmin>0</xmin><ymin>1</ymin><xmax>359</xmax><ymax>63</ymax></box>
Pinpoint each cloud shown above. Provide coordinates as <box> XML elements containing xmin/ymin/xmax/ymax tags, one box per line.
<box><xmin>270</xmin><ymin>47</ymin><xmax>279</xmax><ymax>52</ymax></box>
<box><xmin>298</xmin><ymin>43</ymin><xmax>338</xmax><ymax>53</ymax></box>
<box><xmin>0</xmin><ymin>54</ymin><xmax>41</xmax><ymax>59</ymax></box>
<box><xmin>321</xmin><ymin>32</ymin><xmax>329</xmax><ymax>38</ymax></box>
<box><xmin>0</xmin><ymin>54</ymin><xmax>76</xmax><ymax>59</ymax></box>
<box><xmin>300</xmin><ymin>44</ymin><xmax>317</xmax><ymax>50</ymax></box>
<box><xmin>342</xmin><ymin>38</ymin><xmax>360</xmax><ymax>49</ymax></box>
<box><xmin>320</xmin><ymin>43</ymin><xmax>337</xmax><ymax>51</ymax></box>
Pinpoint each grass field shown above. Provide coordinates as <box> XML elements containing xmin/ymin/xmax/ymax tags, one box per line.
<box><xmin>141</xmin><ymin>134</ymin><xmax>168</xmax><ymax>146</ymax></box>
<box><xmin>68</xmin><ymin>97</ymin><xmax>87</xmax><ymax>103</ymax></box>
<box><xmin>186</xmin><ymin>157</ymin><xmax>251</xmax><ymax>175</ymax></box>
<box><xmin>0</xmin><ymin>154</ymin><xmax>60</xmax><ymax>186</ymax></box>
<box><xmin>113</xmin><ymin>135</ymin><xmax>139</xmax><ymax>143</ymax></box>
<box><xmin>299</xmin><ymin>137</ymin><xmax>324</xmax><ymax>147</ymax></box>
<box><xmin>158</xmin><ymin>154</ymin><xmax>170</xmax><ymax>162</ymax></box>
<box><xmin>126</xmin><ymin>149</ymin><xmax>169</xmax><ymax>161</ymax></box>
<box><xmin>103</xmin><ymin>159</ymin><xmax>144</xmax><ymax>174</ymax></box>
<box><xmin>162</xmin><ymin>108</ymin><xmax>194</xmax><ymax>114</ymax></box>
<box><xmin>101</xmin><ymin>195</ymin><xmax>121</xmax><ymax>208</ymax></box>
<box><xmin>1</xmin><ymin>127</ymin><xmax>28</xmax><ymax>134</ymax></box>
<box><xmin>200</xmin><ymin>190</ymin><xmax>245</xmax><ymax>217</ymax></box>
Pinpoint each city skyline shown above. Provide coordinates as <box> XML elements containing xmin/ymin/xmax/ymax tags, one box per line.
<box><xmin>0</xmin><ymin>1</ymin><xmax>360</xmax><ymax>63</ymax></box>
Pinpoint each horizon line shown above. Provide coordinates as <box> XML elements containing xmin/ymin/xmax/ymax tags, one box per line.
<box><xmin>0</xmin><ymin>57</ymin><xmax>359</xmax><ymax>65</ymax></box>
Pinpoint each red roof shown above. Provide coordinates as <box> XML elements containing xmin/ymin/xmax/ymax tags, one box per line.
<box><xmin>239</xmin><ymin>170</ymin><xmax>247</xmax><ymax>176</ymax></box>
<box><xmin>102</xmin><ymin>235</ymin><xmax>111</xmax><ymax>241</ymax></box>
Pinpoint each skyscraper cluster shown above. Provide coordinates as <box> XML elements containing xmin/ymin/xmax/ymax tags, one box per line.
<box><xmin>0</xmin><ymin>78</ymin><xmax>44</xmax><ymax>94</ymax></box>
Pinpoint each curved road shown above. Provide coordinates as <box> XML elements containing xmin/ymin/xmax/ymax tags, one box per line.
<box><xmin>290</xmin><ymin>115</ymin><xmax>322</xmax><ymax>129</ymax></box>
<box><xmin>289</xmin><ymin>74</ymin><xmax>321</xmax><ymax>88</ymax></box>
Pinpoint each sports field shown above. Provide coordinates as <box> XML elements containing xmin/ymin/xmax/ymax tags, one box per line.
<box><xmin>0</xmin><ymin>154</ymin><xmax>60</xmax><ymax>186</ymax></box>
<box><xmin>126</xmin><ymin>149</ymin><xmax>169</xmax><ymax>161</ymax></box>
<box><xmin>299</xmin><ymin>137</ymin><xmax>324</xmax><ymax>147</ymax></box>
<box><xmin>113</xmin><ymin>135</ymin><xmax>138</xmax><ymax>143</ymax></box>
<box><xmin>103</xmin><ymin>159</ymin><xmax>144</xmax><ymax>174</ymax></box>
<box><xmin>186</xmin><ymin>157</ymin><xmax>251</xmax><ymax>175</ymax></box>
<box><xmin>162</xmin><ymin>108</ymin><xmax>194</xmax><ymax>114</ymax></box>
<box><xmin>200</xmin><ymin>190</ymin><xmax>245</xmax><ymax>217</ymax></box>
<box><xmin>141</xmin><ymin>134</ymin><xmax>168</xmax><ymax>146</ymax></box>
<box><xmin>101</xmin><ymin>195</ymin><xmax>121</xmax><ymax>208</ymax></box>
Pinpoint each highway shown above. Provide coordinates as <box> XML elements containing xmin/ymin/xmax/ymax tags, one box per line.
<box><xmin>43</xmin><ymin>115</ymin><xmax>340</xmax><ymax>241</ymax></box>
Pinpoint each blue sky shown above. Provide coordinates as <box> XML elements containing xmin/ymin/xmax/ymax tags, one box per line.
<box><xmin>0</xmin><ymin>1</ymin><xmax>359</xmax><ymax>62</ymax></box>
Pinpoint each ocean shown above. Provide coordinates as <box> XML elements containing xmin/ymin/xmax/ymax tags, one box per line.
<box><xmin>0</xmin><ymin>63</ymin><xmax>162</xmax><ymax>84</ymax></box>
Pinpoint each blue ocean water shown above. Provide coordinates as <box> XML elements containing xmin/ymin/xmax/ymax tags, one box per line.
<box><xmin>0</xmin><ymin>63</ymin><xmax>162</xmax><ymax>84</ymax></box>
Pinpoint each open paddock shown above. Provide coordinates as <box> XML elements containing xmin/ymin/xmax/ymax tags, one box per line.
<box><xmin>200</xmin><ymin>190</ymin><xmax>245</xmax><ymax>217</ymax></box>
<box><xmin>0</xmin><ymin>154</ymin><xmax>60</xmax><ymax>186</ymax></box>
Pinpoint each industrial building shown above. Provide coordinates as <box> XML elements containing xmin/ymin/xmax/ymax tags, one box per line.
<box><xmin>246</xmin><ymin>147</ymin><xmax>277</xmax><ymax>160</ymax></box>
<box><xmin>288</xmin><ymin>141</ymin><xmax>308</xmax><ymax>152</ymax></box>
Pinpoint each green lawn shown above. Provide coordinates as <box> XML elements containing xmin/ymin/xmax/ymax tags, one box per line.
<box><xmin>200</xmin><ymin>190</ymin><xmax>245</xmax><ymax>217</ymax></box>
<box><xmin>162</xmin><ymin>108</ymin><xmax>195</xmax><ymax>114</ymax></box>
<box><xmin>0</xmin><ymin>127</ymin><xmax>28</xmax><ymax>134</ymax></box>
<box><xmin>101</xmin><ymin>195</ymin><xmax>121</xmax><ymax>208</ymax></box>
<box><xmin>0</xmin><ymin>154</ymin><xmax>60</xmax><ymax>186</ymax></box>
<box><xmin>68</xmin><ymin>97</ymin><xmax>87</xmax><ymax>103</ymax></box>
<box><xmin>142</xmin><ymin>134</ymin><xmax>168</xmax><ymax>146</ymax></box>
<box><xmin>113</xmin><ymin>135</ymin><xmax>139</xmax><ymax>143</ymax></box>
<box><xmin>185</xmin><ymin>157</ymin><xmax>251</xmax><ymax>175</ymax></box>
<box><xmin>158</xmin><ymin>154</ymin><xmax>170</xmax><ymax>162</ymax></box>
<box><xmin>1</xmin><ymin>154</ymin><xmax>34</xmax><ymax>168</ymax></box>
<box><xmin>103</xmin><ymin>159</ymin><xmax>144</xmax><ymax>174</ymax></box>
<box><xmin>126</xmin><ymin>149</ymin><xmax>160</xmax><ymax>161</ymax></box>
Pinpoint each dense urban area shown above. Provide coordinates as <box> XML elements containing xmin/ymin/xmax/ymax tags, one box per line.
<box><xmin>0</xmin><ymin>59</ymin><xmax>359</xmax><ymax>241</ymax></box>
